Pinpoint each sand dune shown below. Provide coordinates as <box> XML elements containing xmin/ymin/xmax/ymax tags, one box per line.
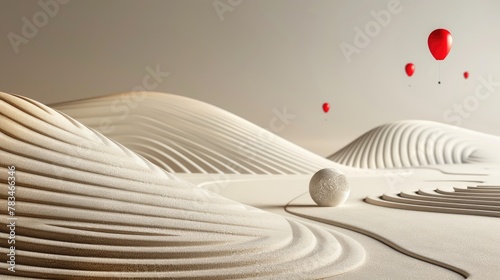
<box><xmin>366</xmin><ymin>185</ymin><xmax>500</xmax><ymax>217</ymax></box>
<box><xmin>51</xmin><ymin>92</ymin><xmax>337</xmax><ymax>175</ymax></box>
<box><xmin>329</xmin><ymin>120</ymin><xmax>500</xmax><ymax>168</ymax></box>
<box><xmin>0</xmin><ymin>92</ymin><xmax>364</xmax><ymax>279</ymax></box>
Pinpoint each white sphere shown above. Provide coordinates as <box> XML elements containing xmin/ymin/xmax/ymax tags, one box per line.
<box><xmin>309</xmin><ymin>168</ymin><xmax>350</xmax><ymax>207</ymax></box>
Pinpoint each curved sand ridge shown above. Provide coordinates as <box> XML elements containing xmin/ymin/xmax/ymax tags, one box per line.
<box><xmin>366</xmin><ymin>185</ymin><xmax>500</xmax><ymax>218</ymax></box>
<box><xmin>51</xmin><ymin>92</ymin><xmax>337</xmax><ymax>174</ymax></box>
<box><xmin>329</xmin><ymin>120</ymin><xmax>500</xmax><ymax>168</ymax></box>
<box><xmin>0</xmin><ymin>92</ymin><xmax>364</xmax><ymax>279</ymax></box>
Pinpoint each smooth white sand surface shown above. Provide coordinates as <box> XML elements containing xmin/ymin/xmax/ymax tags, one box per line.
<box><xmin>192</xmin><ymin>163</ymin><xmax>500</xmax><ymax>279</ymax></box>
<box><xmin>193</xmin><ymin>173</ymin><xmax>467</xmax><ymax>280</ymax></box>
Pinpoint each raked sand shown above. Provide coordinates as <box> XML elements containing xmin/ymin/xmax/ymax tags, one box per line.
<box><xmin>0</xmin><ymin>92</ymin><xmax>364</xmax><ymax>279</ymax></box>
<box><xmin>51</xmin><ymin>92</ymin><xmax>339</xmax><ymax>175</ymax></box>
<box><xmin>2</xmin><ymin>91</ymin><xmax>500</xmax><ymax>279</ymax></box>
<box><xmin>329</xmin><ymin>120</ymin><xmax>500</xmax><ymax>168</ymax></box>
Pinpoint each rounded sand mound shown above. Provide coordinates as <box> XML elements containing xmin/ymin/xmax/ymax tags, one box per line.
<box><xmin>329</xmin><ymin>120</ymin><xmax>500</xmax><ymax>169</ymax></box>
<box><xmin>52</xmin><ymin>92</ymin><xmax>338</xmax><ymax>175</ymax></box>
<box><xmin>1</xmin><ymin>92</ymin><xmax>364</xmax><ymax>279</ymax></box>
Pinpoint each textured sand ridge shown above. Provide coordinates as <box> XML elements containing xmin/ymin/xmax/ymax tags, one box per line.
<box><xmin>329</xmin><ymin>120</ymin><xmax>500</xmax><ymax>168</ymax></box>
<box><xmin>0</xmin><ymin>92</ymin><xmax>365</xmax><ymax>279</ymax></box>
<box><xmin>366</xmin><ymin>185</ymin><xmax>500</xmax><ymax>217</ymax></box>
<box><xmin>51</xmin><ymin>92</ymin><xmax>337</xmax><ymax>174</ymax></box>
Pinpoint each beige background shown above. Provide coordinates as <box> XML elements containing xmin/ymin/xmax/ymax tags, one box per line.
<box><xmin>1</xmin><ymin>0</ymin><xmax>500</xmax><ymax>156</ymax></box>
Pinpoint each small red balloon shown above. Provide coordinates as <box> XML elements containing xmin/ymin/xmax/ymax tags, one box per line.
<box><xmin>405</xmin><ymin>63</ymin><xmax>415</xmax><ymax>77</ymax></box>
<box><xmin>428</xmin><ymin>29</ymin><xmax>452</xmax><ymax>60</ymax></box>
<box><xmin>322</xmin><ymin>102</ymin><xmax>330</xmax><ymax>113</ymax></box>
<box><xmin>464</xmin><ymin>71</ymin><xmax>469</xmax><ymax>79</ymax></box>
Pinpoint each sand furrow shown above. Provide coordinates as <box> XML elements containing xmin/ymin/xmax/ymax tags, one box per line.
<box><xmin>329</xmin><ymin>120</ymin><xmax>500</xmax><ymax>168</ymax></box>
<box><xmin>366</xmin><ymin>185</ymin><xmax>500</xmax><ymax>218</ymax></box>
<box><xmin>0</xmin><ymin>92</ymin><xmax>364</xmax><ymax>278</ymax></box>
<box><xmin>52</xmin><ymin>92</ymin><xmax>338</xmax><ymax>175</ymax></box>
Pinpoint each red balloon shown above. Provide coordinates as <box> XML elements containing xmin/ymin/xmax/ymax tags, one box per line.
<box><xmin>322</xmin><ymin>102</ymin><xmax>330</xmax><ymax>113</ymax></box>
<box><xmin>464</xmin><ymin>71</ymin><xmax>469</xmax><ymax>79</ymax></box>
<box><xmin>405</xmin><ymin>63</ymin><xmax>415</xmax><ymax>77</ymax></box>
<box><xmin>428</xmin><ymin>29</ymin><xmax>452</xmax><ymax>60</ymax></box>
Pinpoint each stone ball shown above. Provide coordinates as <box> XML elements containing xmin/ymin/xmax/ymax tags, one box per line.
<box><xmin>309</xmin><ymin>168</ymin><xmax>350</xmax><ymax>207</ymax></box>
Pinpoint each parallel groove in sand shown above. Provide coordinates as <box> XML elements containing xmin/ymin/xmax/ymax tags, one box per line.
<box><xmin>366</xmin><ymin>185</ymin><xmax>500</xmax><ymax>218</ymax></box>
<box><xmin>329</xmin><ymin>120</ymin><xmax>500</xmax><ymax>168</ymax></box>
<box><xmin>0</xmin><ymin>92</ymin><xmax>364</xmax><ymax>279</ymax></box>
<box><xmin>52</xmin><ymin>92</ymin><xmax>336</xmax><ymax>175</ymax></box>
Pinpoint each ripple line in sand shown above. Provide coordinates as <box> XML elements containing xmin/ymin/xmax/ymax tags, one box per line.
<box><xmin>51</xmin><ymin>92</ymin><xmax>338</xmax><ymax>175</ymax></box>
<box><xmin>0</xmin><ymin>92</ymin><xmax>364</xmax><ymax>279</ymax></box>
<box><xmin>366</xmin><ymin>185</ymin><xmax>500</xmax><ymax>218</ymax></box>
<box><xmin>329</xmin><ymin>120</ymin><xmax>500</xmax><ymax>168</ymax></box>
